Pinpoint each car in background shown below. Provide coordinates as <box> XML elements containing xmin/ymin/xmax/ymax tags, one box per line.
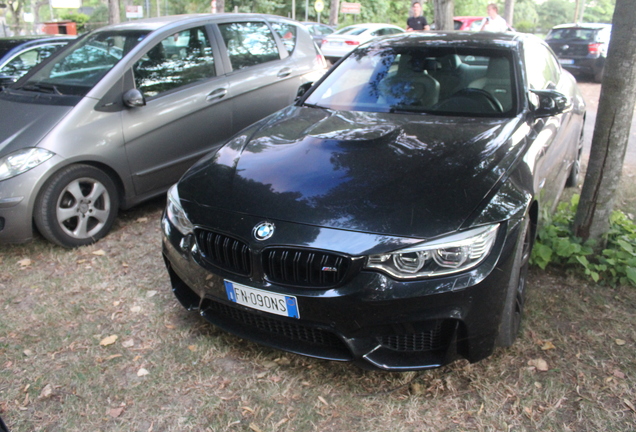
<box><xmin>545</xmin><ymin>23</ymin><xmax>611</xmax><ymax>82</ymax></box>
<box><xmin>0</xmin><ymin>14</ymin><xmax>327</xmax><ymax>247</ymax></box>
<box><xmin>301</xmin><ymin>21</ymin><xmax>335</xmax><ymax>46</ymax></box>
<box><xmin>162</xmin><ymin>31</ymin><xmax>585</xmax><ymax>371</ymax></box>
<box><xmin>0</xmin><ymin>35</ymin><xmax>75</xmax><ymax>86</ymax></box>
<box><xmin>320</xmin><ymin>23</ymin><xmax>404</xmax><ymax>63</ymax></box>
<box><xmin>453</xmin><ymin>16</ymin><xmax>486</xmax><ymax>30</ymax></box>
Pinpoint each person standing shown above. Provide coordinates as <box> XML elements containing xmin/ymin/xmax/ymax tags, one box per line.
<box><xmin>407</xmin><ymin>1</ymin><xmax>430</xmax><ymax>32</ymax></box>
<box><xmin>480</xmin><ymin>4</ymin><xmax>509</xmax><ymax>32</ymax></box>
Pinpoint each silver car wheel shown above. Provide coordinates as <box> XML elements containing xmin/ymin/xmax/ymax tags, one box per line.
<box><xmin>35</xmin><ymin>164</ymin><xmax>119</xmax><ymax>248</ymax></box>
<box><xmin>56</xmin><ymin>177</ymin><xmax>111</xmax><ymax>239</ymax></box>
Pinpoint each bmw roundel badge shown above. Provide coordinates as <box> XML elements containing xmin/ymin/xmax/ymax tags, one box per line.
<box><xmin>253</xmin><ymin>222</ymin><xmax>275</xmax><ymax>241</ymax></box>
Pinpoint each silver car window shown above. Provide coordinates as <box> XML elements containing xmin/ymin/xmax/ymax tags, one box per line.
<box><xmin>270</xmin><ymin>22</ymin><xmax>297</xmax><ymax>54</ymax></box>
<box><xmin>219</xmin><ymin>21</ymin><xmax>281</xmax><ymax>70</ymax></box>
<box><xmin>133</xmin><ymin>27</ymin><xmax>216</xmax><ymax>99</ymax></box>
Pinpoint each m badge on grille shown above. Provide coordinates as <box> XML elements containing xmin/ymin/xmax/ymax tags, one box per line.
<box><xmin>253</xmin><ymin>222</ymin><xmax>275</xmax><ymax>241</ymax></box>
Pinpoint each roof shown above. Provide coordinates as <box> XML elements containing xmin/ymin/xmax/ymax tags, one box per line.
<box><xmin>96</xmin><ymin>13</ymin><xmax>298</xmax><ymax>33</ymax></box>
<box><xmin>552</xmin><ymin>23</ymin><xmax>611</xmax><ymax>30</ymax></box>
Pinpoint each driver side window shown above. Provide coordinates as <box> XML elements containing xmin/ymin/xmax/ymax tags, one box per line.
<box><xmin>134</xmin><ymin>27</ymin><xmax>216</xmax><ymax>99</ymax></box>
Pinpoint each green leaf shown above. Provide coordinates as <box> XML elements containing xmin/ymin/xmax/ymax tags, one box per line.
<box><xmin>626</xmin><ymin>267</ymin><xmax>636</xmax><ymax>285</ymax></box>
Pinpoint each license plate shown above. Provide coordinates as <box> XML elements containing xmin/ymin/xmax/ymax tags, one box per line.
<box><xmin>559</xmin><ymin>58</ymin><xmax>574</xmax><ymax>65</ymax></box>
<box><xmin>224</xmin><ymin>281</ymin><xmax>299</xmax><ymax>319</ymax></box>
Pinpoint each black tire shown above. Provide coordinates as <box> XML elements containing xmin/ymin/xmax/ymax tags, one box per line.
<box><xmin>566</xmin><ymin>129</ymin><xmax>584</xmax><ymax>187</ymax></box>
<box><xmin>34</xmin><ymin>164</ymin><xmax>119</xmax><ymax>248</ymax></box>
<box><xmin>497</xmin><ymin>216</ymin><xmax>533</xmax><ymax>347</ymax></box>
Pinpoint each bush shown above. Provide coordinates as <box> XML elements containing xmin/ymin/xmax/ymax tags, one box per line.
<box><xmin>514</xmin><ymin>20</ymin><xmax>536</xmax><ymax>33</ymax></box>
<box><xmin>531</xmin><ymin>194</ymin><xmax>636</xmax><ymax>286</ymax></box>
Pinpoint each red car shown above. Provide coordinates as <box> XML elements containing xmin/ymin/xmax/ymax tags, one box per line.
<box><xmin>454</xmin><ymin>16</ymin><xmax>487</xmax><ymax>31</ymax></box>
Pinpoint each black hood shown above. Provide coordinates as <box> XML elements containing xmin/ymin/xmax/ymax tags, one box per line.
<box><xmin>180</xmin><ymin>106</ymin><xmax>526</xmax><ymax>239</ymax></box>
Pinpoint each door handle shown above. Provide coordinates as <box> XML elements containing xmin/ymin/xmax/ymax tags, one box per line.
<box><xmin>277</xmin><ymin>67</ymin><xmax>292</xmax><ymax>78</ymax></box>
<box><xmin>206</xmin><ymin>88</ymin><xmax>227</xmax><ymax>101</ymax></box>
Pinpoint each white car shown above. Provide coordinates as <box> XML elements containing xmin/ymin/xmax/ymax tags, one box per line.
<box><xmin>321</xmin><ymin>23</ymin><xmax>405</xmax><ymax>62</ymax></box>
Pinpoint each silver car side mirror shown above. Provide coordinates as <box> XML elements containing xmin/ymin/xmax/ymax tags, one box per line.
<box><xmin>123</xmin><ymin>89</ymin><xmax>146</xmax><ymax>108</ymax></box>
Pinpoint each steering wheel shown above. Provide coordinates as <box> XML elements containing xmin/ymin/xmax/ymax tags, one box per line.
<box><xmin>452</xmin><ymin>88</ymin><xmax>503</xmax><ymax>113</ymax></box>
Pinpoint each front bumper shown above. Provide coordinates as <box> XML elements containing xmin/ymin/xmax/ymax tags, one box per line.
<box><xmin>0</xmin><ymin>156</ymin><xmax>63</xmax><ymax>244</ymax></box>
<box><xmin>559</xmin><ymin>55</ymin><xmax>605</xmax><ymax>77</ymax></box>
<box><xmin>162</xmin><ymin>211</ymin><xmax>522</xmax><ymax>371</ymax></box>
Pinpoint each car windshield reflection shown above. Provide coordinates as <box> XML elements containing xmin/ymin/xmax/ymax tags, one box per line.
<box><xmin>19</xmin><ymin>30</ymin><xmax>149</xmax><ymax>96</ymax></box>
<box><xmin>304</xmin><ymin>46</ymin><xmax>516</xmax><ymax>117</ymax></box>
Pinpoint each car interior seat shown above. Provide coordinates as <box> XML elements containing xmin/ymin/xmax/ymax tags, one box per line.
<box><xmin>430</xmin><ymin>54</ymin><xmax>465</xmax><ymax>99</ymax></box>
<box><xmin>468</xmin><ymin>56</ymin><xmax>512</xmax><ymax>111</ymax></box>
<box><xmin>378</xmin><ymin>54</ymin><xmax>440</xmax><ymax>108</ymax></box>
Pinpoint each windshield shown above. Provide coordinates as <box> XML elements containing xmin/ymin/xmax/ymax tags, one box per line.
<box><xmin>18</xmin><ymin>30</ymin><xmax>149</xmax><ymax>96</ymax></box>
<box><xmin>546</xmin><ymin>28</ymin><xmax>597</xmax><ymax>41</ymax></box>
<box><xmin>304</xmin><ymin>46</ymin><xmax>516</xmax><ymax>117</ymax></box>
<box><xmin>334</xmin><ymin>26</ymin><xmax>367</xmax><ymax>36</ymax></box>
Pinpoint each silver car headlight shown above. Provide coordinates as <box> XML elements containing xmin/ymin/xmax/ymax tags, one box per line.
<box><xmin>166</xmin><ymin>184</ymin><xmax>193</xmax><ymax>235</ymax></box>
<box><xmin>366</xmin><ymin>224</ymin><xmax>499</xmax><ymax>279</ymax></box>
<box><xmin>0</xmin><ymin>148</ymin><xmax>55</xmax><ymax>181</ymax></box>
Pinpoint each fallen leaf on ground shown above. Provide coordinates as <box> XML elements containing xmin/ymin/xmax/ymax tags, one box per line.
<box><xmin>92</xmin><ymin>249</ymin><xmax>106</xmax><ymax>256</ymax></box>
<box><xmin>23</xmin><ymin>349</ymin><xmax>33</xmax><ymax>356</ymax></box>
<box><xmin>613</xmin><ymin>369</ymin><xmax>625</xmax><ymax>379</ymax></box>
<box><xmin>249</xmin><ymin>424</ymin><xmax>264</xmax><ymax>432</ymax></box>
<box><xmin>528</xmin><ymin>358</ymin><xmax>549</xmax><ymax>372</ymax></box>
<box><xmin>146</xmin><ymin>290</ymin><xmax>158</xmax><ymax>298</ymax></box>
<box><xmin>137</xmin><ymin>368</ymin><xmax>150</xmax><ymax>377</ymax></box>
<box><xmin>18</xmin><ymin>258</ymin><xmax>32</xmax><ymax>267</ymax></box>
<box><xmin>541</xmin><ymin>341</ymin><xmax>556</xmax><ymax>350</ymax></box>
<box><xmin>38</xmin><ymin>384</ymin><xmax>53</xmax><ymax>400</ymax></box>
<box><xmin>318</xmin><ymin>396</ymin><xmax>329</xmax><ymax>406</ymax></box>
<box><xmin>108</xmin><ymin>407</ymin><xmax>124</xmax><ymax>418</ymax></box>
<box><xmin>130</xmin><ymin>306</ymin><xmax>142</xmax><ymax>313</ymax></box>
<box><xmin>188</xmin><ymin>345</ymin><xmax>197</xmax><ymax>352</ymax></box>
<box><xmin>122</xmin><ymin>339</ymin><xmax>134</xmax><ymax>348</ymax></box>
<box><xmin>105</xmin><ymin>354</ymin><xmax>122</xmax><ymax>361</ymax></box>
<box><xmin>136</xmin><ymin>217</ymin><xmax>148</xmax><ymax>223</ymax></box>
<box><xmin>615</xmin><ymin>339</ymin><xmax>626</xmax><ymax>346</ymax></box>
<box><xmin>99</xmin><ymin>335</ymin><xmax>118</xmax><ymax>346</ymax></box>
<box><xmin>624</xmin><ymin>399</ymin><xmax>636</xmax><ymax>413</ymax></box>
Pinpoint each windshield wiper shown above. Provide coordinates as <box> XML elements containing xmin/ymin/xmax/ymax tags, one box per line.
<box><xmin>302</xmin><ymin>102</ymin><xmax>328</xmax><ymax>109</ymax></box>
<box><xmin>389</xmin><ymin>106</ymin><xmax>427</xmax><ymax>114</ymax></box>
<box><xmin>21</xmin><ymin>83</ymin><xmax>63</xmax><ymax>95</ymax></box>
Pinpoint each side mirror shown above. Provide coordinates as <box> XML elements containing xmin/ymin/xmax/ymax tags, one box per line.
<box><xmin>529</xmin><ymin>89</ymin><xmax>571</xmax><ymax>117</ymax></box>
<box><xmin>123</xmin><ymin>88</ymin><xmax>146</xmax><ymax>108</ymax></box>
<box><xmin>295</xmin><ymin>82</ymin><xmax>313</xmax><ymax>101</ymax></box>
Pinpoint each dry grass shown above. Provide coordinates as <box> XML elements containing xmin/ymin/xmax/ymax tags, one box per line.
<box><xmin>1</xmin><ymin>195</ymin><xmax>636</xmax><ymax>432</ymax></box>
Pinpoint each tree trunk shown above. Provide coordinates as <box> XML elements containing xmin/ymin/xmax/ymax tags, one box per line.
<box><xmin>329</xmin><ymin>0</ymin><xmax>339</xmax><ymax>27</ymax></box>
<box><xmin>434</xmin><ymin>0</ymin><xmax>454</xmax><ymax>31</ymax></box>
<box><xmin>573</xmin><ymin>0</ymin><xmax>636</xmax><ymax>248</ymax></box>
<box><xmin>109</xmin><ymin>0</ymin><xmax>121</xmax><ymax>25</ymax></box>
<box><xmin>504</xmin><ymin>0</ymin><xmax>514</xmax><ymax>27</ymax></box>
<box><xmin>7</xmin><ymin>0</ymin><xmax>23</xmax><ymax>34</ymax></box>
<box><xmin>216</xmin><ymin>0</ymin><xmax>225</xmax><ymax>13</ymax></box>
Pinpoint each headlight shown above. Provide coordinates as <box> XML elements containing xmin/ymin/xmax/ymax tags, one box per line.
<box><xmin>0</xmin><ymin>148</ymin><xmax>55</xmax><ymax>181</ymax></box>
<box><xmin>366</xmin><ymin>224</ymin><xmax>499</xmax><ymax>279</ymax></box>
<box><xmin>166</xmin><ymin>184</ymin><xmax>193</xmax><ymax>235</ymax></box>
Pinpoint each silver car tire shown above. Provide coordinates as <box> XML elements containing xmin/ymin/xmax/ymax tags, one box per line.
<box><xmin>496</xmin><ymin>215</ymin><xmax>533</xmax><ymax>347</ymax></box>
<box><xmin>34</xmin><ymin>165</ymin><xmax>119</xmax><ymax>248</ymax></box>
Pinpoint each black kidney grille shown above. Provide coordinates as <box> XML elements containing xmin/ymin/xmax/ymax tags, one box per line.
<box><xmin>206</xmin><ymin>300</ymin><xmax>346</xmax><ymax>349</ymax></box>
<box><xmin>380</xmin><ymin>321</ymin><xmax>451</xmax><ymax>352</ymax></box>
<box><xmin>195</xmin><ymin>229</ymin><xmax>251</xmax><ymax>276</ymax></box>
<box><xmin>263</xmin><ymin>248</ymin><xmax>350</xmax><ymax>288</ymax></box>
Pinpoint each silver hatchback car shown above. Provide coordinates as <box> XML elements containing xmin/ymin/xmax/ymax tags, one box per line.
<box><xmin>0</xmin><ymin>14</ymin><xmax>327</xmax><ymax>247</ymax></box>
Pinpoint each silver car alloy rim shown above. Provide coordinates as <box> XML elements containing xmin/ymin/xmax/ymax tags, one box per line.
<box><xmin>56</xmin><ymin>177</ymin><xmax>111</xmax><ymax>239</ymax></box>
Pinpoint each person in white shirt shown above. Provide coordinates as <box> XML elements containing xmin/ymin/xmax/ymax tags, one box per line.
<box><xmin>480</xmin><ymin>4</ymin><xmax>509</xmax><ymax>32</ymax></box>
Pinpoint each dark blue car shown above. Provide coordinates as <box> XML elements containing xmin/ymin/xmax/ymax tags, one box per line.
<box><xmin>0</xmin><ymin>35</ymin><xmax>75</xmax><ymax>86</ymax></box>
